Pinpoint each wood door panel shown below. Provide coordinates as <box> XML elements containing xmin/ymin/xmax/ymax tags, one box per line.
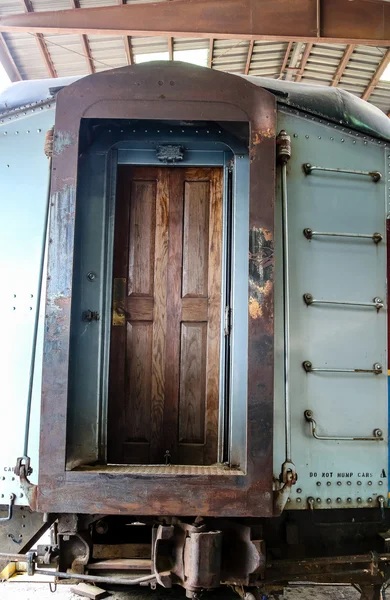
<box><xmin>128</xmin><ymin>180</ymin><xmax>156</xmax><ymax>296</ymax></box>
<box><xmin>125</xmin><ymin>322</ymin><xmax>153</xmax><ymax>443</ymax></box>
<box><xmin>182</xmin><ymin>180</ymin><xmax>210</xmax><ymax>298</ymax></box>
<box><xmin>108</xmin><ymin>166</ymin><xmax>223</xmax><ymax>466</ymax></box>
<box><xmin>179</xmin><ymin>322</ymin><xmax>207</xmax><ymax>444</ymax></box>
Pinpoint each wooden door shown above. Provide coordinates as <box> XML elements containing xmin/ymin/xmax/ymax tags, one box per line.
<box><xmin>107</xmin><ymin>166</ymin><xmax>223</xmax><ymax>466</ymax></box>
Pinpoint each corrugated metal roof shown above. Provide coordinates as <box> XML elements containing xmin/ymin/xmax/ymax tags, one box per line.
<box><xmin>0</xmin><ymin>3</ymin><xmax>389</xmax><ymax>116</ymax></box>
<box><xmin>212</xmin><ymin>39</ymin><xmax>248</xmax><ymax>73</ymax></box>
<box><xmin>4</xmin><ymin>32</ymin><xmax>49</xmax><ymax>80</ymax></box>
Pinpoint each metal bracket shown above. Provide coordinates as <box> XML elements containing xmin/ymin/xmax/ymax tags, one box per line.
<box><xmin>156</xmin><ymin>145</ymin><xmax>185</xmax><ymax>163</ymax></box>
<box><xmin>303</xmin><ymin>294</ymin><xmax>384</xmax><ymax>311</ymax></box>
<box><xmin>14</xmin><ymin>457</ymin><xmax>37</xmax><ymax>511</ymax></box>
<box><xmin>303</xmin><ymin>163</ymin><xmax>382</xmax><ymax>182</ymax></box>
<box><xmin>303</xmin><ymin>228</ymin><xmax>383</xmax><ymax>244</ymax></box>
<box><xmin>82</xmin><ymin>310</ymin><xmax>100</xmax><ymax>322</ymax></box>
<box><xmin>0</xmin><ymin>494</ymin><xmax>15</xmax><ymax>523</ymax></box>
<box><xmin>303</xmin><ymin>361</ymin><xmax>382</xmax><ymax>375</ymax></box>
<box><xmin>304</xmin><ymin>410</ymin><xmax>384</xmax><ymax>441</ymax></box>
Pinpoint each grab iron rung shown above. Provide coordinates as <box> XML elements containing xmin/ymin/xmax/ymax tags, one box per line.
<box><xmin>303</xmin><ymin>163</ymin><xmax>382</xmax><ymax>182</ymax></box>
<box><xmin>303</xmin><ymin>294</ymin><xmax>384</xmax><ymax>311</ymax></box>
<box><xmin>304</xmin><ymin>410</ymin><xmax>383</xmax><ymax>442</ymax></box>
<box><xmin>303</xmin><ymin>361</ymin><xmax>382</xmax><ymax>375</ymax></box>
<box><xmin>303</xmin><ymin>229</ymin><xmax>382</xmax><ymax>244</ymax></box>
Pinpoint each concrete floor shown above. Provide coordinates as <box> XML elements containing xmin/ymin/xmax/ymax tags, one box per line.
<box><xmin>0</xmin><ymin>583</ymin><xmax>362</xmax><ymax>600</ymax></box>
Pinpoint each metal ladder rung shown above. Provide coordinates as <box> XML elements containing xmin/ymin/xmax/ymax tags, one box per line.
<box><xmin>303</xmin><ymin>294</ymin><xmax>384</xmax><ymax>311</ymax></box>
<box><xmin>302</xmin><ymin>163</ymin><xmax>382</xmax><ymax>182</ymax></box>
<box><xmin>303</xmin><ymin>361</ymin><xmax>382</xmax><ymax>375</ymax></box>
<box><xmin>303</xmin><ymin>229</ymin><xmax>382</xmax><ymax>243</ymax></box>
<box><xmin>304</xmin><ymin>410</ymin><xmax>383</xmax><ymax>441</ymax></box>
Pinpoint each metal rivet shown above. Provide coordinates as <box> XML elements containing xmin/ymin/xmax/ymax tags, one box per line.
<box><xmin>37</xmin><ymin>129</ymin><xmax>41</xmax><ymax>133</ymax></box>
<box><xmin>326</xmin><ymin>498</ymin><xmax>332</xmax><ymax>504</ymax></box>
<box><xmin>341</xmin><ymin>138</ymin><xmax>344</xmax><ymax>142</ymax></box>
<box><xmin>357</xmin><ymin>497</ymin><xmax>362</xmax><ymax>503</ymax></box>
<box><xmin>296</xmin><ymin>498</ymin><xmax>301</xmax><ymax>503</ymax></box>
<box><xmin>296</xmin><ymin>488</ymin><xmax>302</xmax><ymax>493</ymax></box>
<box><xmin>368</xmin><ymin>481</ymin><xmax>372</xmax><ymax>486</ymax></box>
<box><xmin>318</xmin><ymin>136</ymin><xmax>321</xmax><ymax>139</ymax></box>
<box><xmin>330</xmin><ymin>137</ymin><xmax>334</xmax><ymax>141</ymax></box>
<box><xmin>316</xmin><ymin>498</ymin><xmax>321</xmax><ymax>503</ymax></box>
<box><xmin>337</xmin><ymin>481</ymin><xmax>341</xmax><ymax>486</ymax></box>
<box><xmin>347</xmin><ymin>497</ymin><xmax>352</xmax><ymax>503</ymax></box>
<box><xmin>368</xmin><ymin>497</ymin><xmax>373</xmax><ymax>503</ymax></box>
<box><xmin>316</xmin><ymin>482</ymin><xmax>321</xmax><ymax>486</ymax></box>
<box><xmin>87</xmin><ymin>272</ymin><xmax>97</xmax><ymax>282</ymax></box>
<box><xmin>336</xmin><ymin>498</ymin><xmax>342</xmax><ymax>503</ymax></box>
<box><xmin>3</xmin><ymin>131</ymin><xmax>7</xmax><ymax>135</ymax></box>
<box><xmin>379</xmin><ymin>481</ymin><xmax>383</xmax><ymax>485</ymax></box>
<box><xmin>326</xmin><ymin>481</ymin><xmax>331</xmax><ymax>486</ymax></box>
<box><xmin>357</xmin><ymin>481</ymin><xmax>362</xmax><ymax>486</ymax></box>
<box><xmin>347</xmin><ymin>481</ymin><xmax>351</xmax><ymax>486</ymax></box>
<box><xmin>364</xmin><ymin>141</ymin><xmax>367</xmax><ymax>145</ymax></box>
<box><xmin>305</xmin><ymin>135</ymin><xmax>309</xmax><ymax>139</ymax></box>
<box><xmin>287</xmin><ymin>498</ymin><xmax>291</xmax><ymax>503</ymax></box>
<box><xmin>352</xmin><ymin>140</ymin><xmax>356</xmax><ymax>144</ymax></box>
<box><xmin>293</xmin><ymin>133</ymin><xmax>298</xmax><ymax>138</ymax></box>
<box><xmin>15</xmin><ymin>131</ymin><xmax>18</xmax><ymax>135</ymax></box>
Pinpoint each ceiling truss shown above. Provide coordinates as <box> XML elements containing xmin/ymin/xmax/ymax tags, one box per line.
<box><xmin>0</xmin><ymin>2</ymin><xmax>388</xmax><ymax>113</ymax></box>
<box><xmin>21</xmin><ymin>0</ymin><xmax>57</xmax><ymax>78</ymax></box>
<box><xmin>70</xmin><ymin>0</ymin><xmax>95</xmax><ymax>74</ymax></box>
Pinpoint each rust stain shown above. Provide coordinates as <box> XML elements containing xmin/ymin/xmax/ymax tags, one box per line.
<box><xmin>262</xmin><ymin>228</ymin><xmax>272</xmax><ymax>242</ymax></box>
<box><xmin>249</xmin><ymin>297</ymin><xmax>262</xmax><ymax>320</ymax></box>
<box><xmin>251</xmin><ymin>128</ymin><xmax>274</xmax><ymax>145</ymax></box>
<box><xmin>249</xmin><ymin>280</ymin><xmax>272</xmax><ymax>320</ymax></box>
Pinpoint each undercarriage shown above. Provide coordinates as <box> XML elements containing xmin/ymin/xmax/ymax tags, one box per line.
<box><xmin>2</xmin><ymin>509</ymin><xmax>390</xmax><ymax>599</ymax></box>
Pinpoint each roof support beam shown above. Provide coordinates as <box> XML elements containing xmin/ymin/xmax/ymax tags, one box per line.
<box><xmin>0</xmin><ymin>33</ymin><xmax>21</xmax><ymax>81</ymax></box>
<box><xmin>118</xmin><ymin>1</ymin><xmax>132</xmax><ymax>65</ymax></box>
<box><xmin>168</xmin><ymin>36</ymin><xmax>173</xmax><ymax>61</ymax></box>
<box><xmin>331</xmin><ymin>44</ymin><xmax>355</xmax><ymax>87</ymax></box>
<box><xmin>3</xmin><ymin>0</ymin><xmax>390</xmax><ymax>46</ymax></box>
<box><xmin>278</xmin><ymin>41</ymin><xmax>293</xmax><ymax>80</ymax></box>
<box><xmin>71</xmin><ymin>0</ymin><xmax>95</xmax><ymax>74</ymax></box>
<box><xmin>362</xmin><ymin>49</ymin><xmax>390</xmax><ymax>101</ymax></box>
<box><xmin>244</xmin><ymin>40</ymin><xmax>254</xmax><ymax>75</ymax></box>
<box><xmin>295</xmin><ymin>42</ymin><xmax>313</xmax><ymax>82</ymax></box>
<box><xmin>208</xmin><ymin>38</ymin><xmax>214</xmax><ymax>69</ymax></box>
<box><xmin>285</xmin><ymin>42</ymin><xmax>304</xmax><ymax>82</ymax></box>
<box><xmin>21</xmin><ymin>0</ymin><xmax>56</xmax><ymax>78</ymax></box>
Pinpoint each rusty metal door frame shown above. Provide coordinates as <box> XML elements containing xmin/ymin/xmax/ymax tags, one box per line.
<box><xmin>39</xmin><ymin>62</ymin><xmax>276</xmax><ymax>516</ymax></box>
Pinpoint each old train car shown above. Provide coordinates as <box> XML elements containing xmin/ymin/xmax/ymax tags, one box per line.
<box><xmin>1</xmin><ymin>61</ymin><xmax>390</xmax><ymax>598</ymax></box>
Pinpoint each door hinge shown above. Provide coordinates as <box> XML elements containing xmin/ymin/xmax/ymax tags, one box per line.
<box><xmin>224</xmin><ymin>306</ymin><xmax>231</xmax><ymax>336</ymax></box>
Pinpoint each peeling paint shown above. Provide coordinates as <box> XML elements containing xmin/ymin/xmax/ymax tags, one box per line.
<box><xmin>54</xmin><ymin>130</ymin><xmax>75</xmax><ymax>155</ymax></box>
<box><xmin>251</xmin><ymin>129</ymin><xmax>274</xmax><ymax>146</ymax></box>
